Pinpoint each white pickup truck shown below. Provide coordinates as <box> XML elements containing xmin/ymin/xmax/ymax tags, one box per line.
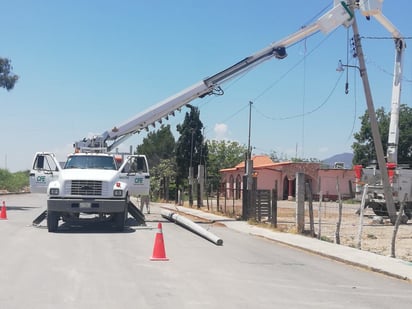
<box><xmin>29</xmin><ymin>152</ymin><xmax>150</xmax><ymax>232</ymax></box>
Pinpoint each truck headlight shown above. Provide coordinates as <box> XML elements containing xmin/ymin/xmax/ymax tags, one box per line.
<box><xmin>49</xmin><ymin>188</ymin><xmax>59</xmax><ymax>195</ymax></box>
<box><xmin>113</xmin><ymin>189</ymin><xmax>123</xmax><ymax>197</ymax></box>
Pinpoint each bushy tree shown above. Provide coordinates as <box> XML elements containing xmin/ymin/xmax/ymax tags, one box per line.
<box><xmin>175</xmin><ymin>107</ymin><xmax>208</xmax><ymax>186</ymax></box>
<box><xmin>352</xmin><ymin>104</ymin><xmax>412</xmax><ymax>166</ymax></box>
<box><xmin>135</xmin><ymin>124</ymin><xmax>176</xmax><ymax>169</ymax></box>
<box><xmin>135</xmin><ymin>125</ymin><xmax>176</xmax><ymax>201</ymax></box>
<box><xmin>0</xmin><ymin>58</ymin><xmax>18</xmax><ymax>91</ymax></box>
<box><xmin>150</xmin><ymin>158</ymin><xmax>176</xmax><ymax>201</ymax></box>
<box><xmin>207</xmin><ymin>140</ymin><xmax>247</xmax><ymax>191</ymax></box>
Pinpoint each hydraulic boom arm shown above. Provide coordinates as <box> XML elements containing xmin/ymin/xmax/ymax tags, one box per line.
<box><xmin>368</xmin><ymin>9</ymin><xmax>405</xmax><ymax>164</ymax></box>
<box><xmin>355</xmin><ymin>0</ymin><xmax>405</xmax><ymax>164</ymax></box>
<box><xmin>74</xmin><ymin>2</ymin><xmax>353</xmax><ymax>152</ymax></box>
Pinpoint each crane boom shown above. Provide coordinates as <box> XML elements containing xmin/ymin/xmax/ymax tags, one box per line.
<box><xmin>358</xmin><ymin>0</ymin><xmax>405</xmax><ymax>164</ymax></box>
<box><xmin>353</xmin><ymin>0</ymin><xmax>407</xmax><ymax>223</ymax></box>
<box><xmin>74</xmin><ymin>1</ymin><xmax>353</xmax><ymax>152</ymax></box>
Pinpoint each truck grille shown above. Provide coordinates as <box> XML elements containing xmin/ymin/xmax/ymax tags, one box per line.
<box><xmin>71</xmin><ymin>180</ymin><xmax>103</xmax><ymax>196</ymax></box>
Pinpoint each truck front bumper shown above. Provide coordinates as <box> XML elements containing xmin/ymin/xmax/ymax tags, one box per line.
<box><xmin>47</xmin><ymin>198</ymin><xmax>126</xmax><ymax>213</ymax></box>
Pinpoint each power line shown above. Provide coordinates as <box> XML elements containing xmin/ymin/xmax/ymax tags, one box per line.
<box><xmin>253</xmin><ymin>72</ymin><xmax>344</xmax><ymax>121</ymax></box>
<box><xmin>361</xmin><ymin>36</ymin><xmax>412</xmax><ymax>40</ymax></box>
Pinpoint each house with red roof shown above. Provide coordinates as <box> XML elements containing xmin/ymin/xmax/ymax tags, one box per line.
<box><xmin>220</xmin><ymin>155</ymin><xmax>355</xmax><ymax>201</ymax></box>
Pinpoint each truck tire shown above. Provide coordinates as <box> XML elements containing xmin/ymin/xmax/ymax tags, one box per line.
<box><xmin>114</xmin><ymin>197</ymin><xmax>129</xmax><ymax>231</ymax></box>
<box><xmin>369</xmin><ymin>202</ymin><xmax>388</xmax><ymax>217</ymax></box>
<box><xmin>47</xmin><ymin>211</ymin><xmax>59</xmax><ymax>232</ymax></box>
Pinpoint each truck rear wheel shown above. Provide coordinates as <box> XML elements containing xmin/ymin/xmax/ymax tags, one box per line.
<box><xmin>369</xmin><ymin>202</ymin><xmax>388</xmax><ymax>217</ymax></box>
<box><xmin>47</xmin><ymin>211</ymin><xmax>59</xmax><ymax>232</ymax></box>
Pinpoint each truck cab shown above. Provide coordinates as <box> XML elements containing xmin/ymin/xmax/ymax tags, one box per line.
<box><xmin>30</xmin><ymin>152</ymin><xmax>150</xmax><ymax>232</ymax></box>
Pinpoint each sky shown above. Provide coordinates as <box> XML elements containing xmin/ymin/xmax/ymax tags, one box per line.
<box><xmin>1</xmin><ymin>0</ymin><xmax>411</xmax><ymax>172</ymax></box>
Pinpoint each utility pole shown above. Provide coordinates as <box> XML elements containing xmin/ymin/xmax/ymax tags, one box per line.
<box><xmin>189</xmin><ymin>129</ymin><xmax>194</xmax><ymax>207</ymax></box>
<box><xmin>246</xmin><ymin>101</ymin><xmax>253</xmax><ymax>190</ymax></box>
<box><xmin>242</xmin><ymin>101</ymin><xmax>254</xmax><ymax>220</ymax></box>
<box><xmin>197</xmin><ymin>129</ymin><xmax>205</xmax><ymax>208</ymax></box>
<box><xmin>349</xmin><ymin>4</ymin><xmax>397</xmax><ymax>223</ymax></box>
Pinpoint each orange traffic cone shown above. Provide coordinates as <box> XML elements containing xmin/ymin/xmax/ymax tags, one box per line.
<box><xmin>150</xmin><ymin>222</ymin><xmax>168</xmax><ymax>261</ymax></box>
<box><xmin>0</xmin><ymin>201</ymin><xmax>7</xmax><ymax>220</ymax></box>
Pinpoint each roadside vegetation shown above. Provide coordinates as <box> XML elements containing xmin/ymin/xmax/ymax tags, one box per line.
<box><xmin>0</xmin><ymin>169</ymin><xmax>29</xmax><ymax>193</ymax></box>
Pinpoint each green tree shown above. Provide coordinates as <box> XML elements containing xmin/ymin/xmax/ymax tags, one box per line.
<box><xmin>135</xmin><ymin>124</ymin><xmax>176</xmax><ymax>169</ymax></box>
<box><xmin>135</xmin><ymin>125</ymin><xmax>176</xmax><ymax>201</ymax></box>
<box><xmin>0</xmin><ymin>58</ymin><xmax>19</xmax><ymax>91</ymax></box>
<box><xmin>175</xmin><ymin>107</ymin><xmax>208</xmax><ymax>186</ymax></box>
<box><xmin>269</xmin><ymin>150</ymin><xmax>288</xmax><ymax>162</ymax></box>
<box><xmin>352</xmin><ymin>104</ymin><xmax>412</xmax><ymax>166</ymax></box>
<box><xmin>150</xmin><ymin>158</ymin><xmax>176</xmax><ymax>201</ymax></box>
<box><xmin>206</xmin><ymin>140</ymin><xmax>247</xmax><ymax>191</ymax></box>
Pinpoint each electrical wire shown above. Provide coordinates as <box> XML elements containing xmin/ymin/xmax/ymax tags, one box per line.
<box><xmin>361</xmin><ymin>36</ymin><xmax>412</xmax><ymax>40</ymax></box>
<box><xmin>197</xmin><ymin>6</ymin><xmax>344</xmax><ymax>137</ymax></box>
<box><xmin>365</xmin><ymin>58</ymin><xmax>412</xmax><ymax>83</ymax></box>
<box><xmin>252</xmin><ymin>71</ymin><xmax>345</xmax><ymax>121</ymax></box>
<box><xmin>252</xmin><ymin>31</ymin><xmax>336</xmax><ymax>103</ymax></box>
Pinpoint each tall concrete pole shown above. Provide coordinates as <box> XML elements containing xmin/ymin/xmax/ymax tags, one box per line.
<box><xmin>246</xmin><ymin>101</ymin><xmax>253</xmax><ymax>190</ymax></box>
<box><xmin>350</xmin><ymin>6</ymin><xmax>397</xmax><ymax>223</ymax></box>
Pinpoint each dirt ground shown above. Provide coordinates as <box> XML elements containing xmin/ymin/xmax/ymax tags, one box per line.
<box><xmin>275</xmin><ymin>200</ymin><xmax>412</xmax><ymax>262</ymax></box>
<box><xmin>194</xmin><ymin>199</ymin><xmax>412</xmax><ymax>263</ymax></box>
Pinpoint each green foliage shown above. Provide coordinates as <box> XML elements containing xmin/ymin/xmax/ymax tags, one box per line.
<box><xmin>150</xmin><ymin>158</ymin><xmax>176</xmax><ymax>201</ymax></box>
<box><xmin>0</xmin><ymin>58</ymin><xmax>19</xmax><ymax>91</ymax></box>
<box><xmin>136</xmin><ymin>125</ymin><xmax>176</xmax><ymax>169</ymax></box>
<box><xmin>135</xmin><ymin>125</ymin><xmax>177</xmax><ymax>200</ymax></box>
<box><xmin>175</xmin><ymin>107</ymin><xmax>208</xmax><ymax>186</ymax></box>
<box><xmin>0</xmin><ymin>169</ymin><xmax>29</xmax><ymax>192</ymax></box>
<box><xmin>269</xmin><ymin>150</ymin><xmax>319</xmax><ymax>163</ymax></box>
<box><xmin>269</xmin><ymin>150</ymin><xmax>289</xmax><ymax>162</ymax></box>
<box><xmin>290</xmin><ymin>157</ymin><xmax>320</xmax><ymax>163</ymax></box>
<box><xmin>352</xmin><ymin>105</ymin><xmax>412</xmax><ymax>166</ymax></box>
<box><xmin>206</xmin><ymin>140</ymin><xmax>247</xmax><ymax>191</ymax></box>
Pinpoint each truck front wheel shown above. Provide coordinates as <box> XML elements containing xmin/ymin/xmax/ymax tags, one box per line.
<box><xmin>47</xmin><ymin>211</ymin><xmax>59</xmax><ymax>232</ymax></box>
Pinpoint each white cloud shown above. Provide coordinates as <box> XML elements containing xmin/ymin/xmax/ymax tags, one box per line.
<box><xmin>213</xmin><ymin>123</ymin><xmax>229</xmax><ymax>140</ymax></box>
<box><xmin>53</xmin><ymin>143</ymin><xmax>76</xmax><ymax>165</ymax></box>
<box><xmin>318</xmin><ymin>146</ymin><xmax>329</xmax><ymax>153</ymax></box>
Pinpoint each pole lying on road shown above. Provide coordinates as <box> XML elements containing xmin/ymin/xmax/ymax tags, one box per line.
<box><xmin>161</xmin><ymin>209</ymin><xmax>223</xmax><ymax>246</ymax></box>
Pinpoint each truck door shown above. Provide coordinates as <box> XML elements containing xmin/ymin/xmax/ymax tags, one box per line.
<box><xmin>29</xmin><ymin>152</ymin><xmax>61</xmax><ymax>193</ymax></box>
<box><xmin>119</xmin><ymin>155</ymin><xmax>150</xmax><ymax>196</ymax></box>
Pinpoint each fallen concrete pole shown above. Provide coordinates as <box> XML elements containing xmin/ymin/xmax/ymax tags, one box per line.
<box><xmin>161</xmin><ymin>209</ymin><xmax>223</xmax><ymax>246</ymax></box>
<box><xmin>128</xmin><ymin>200</ymin><xmax>146</xmax><ymax>226</ymax></box>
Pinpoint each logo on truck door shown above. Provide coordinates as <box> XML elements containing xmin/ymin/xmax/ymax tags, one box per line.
<box><xmin>134</xmin><ymin>177</ymin><xmax>143</xmax><ymax>184</ymax></box>
<box><xmin>36</xmin><ymin>176</ymin><xmax>46</xmax><ymax>183</ymax></box>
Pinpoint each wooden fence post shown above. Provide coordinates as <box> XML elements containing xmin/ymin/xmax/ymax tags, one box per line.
<box><xmin>271</xmin><ymin>188</ymin><xmax>278</xmax><ymax>228</ymax></box>
<box><xmin>296</xmin><ymin>172</ymin><xmax>305</xmax><ymax>234</ymax></box>
<box><xmin>391</xmin><ymin>193</ymin><xmax>408</xmax><ymax>258</ymax></box>
<box><xmin>356</xmin><ymin>184</ymin><xmax>368</xmax><ymax>249</ymax></box>
<box><xmin>335</xmin><ymin>177</ymin><xmax>343</xmax><ymax>244</ymax></box>
<box><xmin>305</xmin><ymin>182</ymin><xmax>315</xmax><ymax>237</ymax></box>
<box><xmin>242</xmin><ymin>175</ymin><xmax>248</xmax><ymax>220</ymax></box>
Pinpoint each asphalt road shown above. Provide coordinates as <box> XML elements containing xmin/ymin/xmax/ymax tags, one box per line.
<box><xmin>1</xmin><ymin>193</ymin><xmax>411</xmax><ymax>309</ymax></box>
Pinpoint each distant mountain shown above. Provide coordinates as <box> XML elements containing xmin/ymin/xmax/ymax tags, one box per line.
<box><xmin>322</xmin><ymin>152</ymin><xmax>354</xmax><ymax>169</ymax></box>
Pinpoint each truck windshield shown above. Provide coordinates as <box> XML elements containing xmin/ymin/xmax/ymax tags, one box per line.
<box><xmin>64</xmin><ymin>155</ymin><xmax>117</xmax><ymax>170</ymax></box>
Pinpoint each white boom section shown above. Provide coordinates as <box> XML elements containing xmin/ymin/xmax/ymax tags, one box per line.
<box><xmin>74</xmin><ymin>2</ymin><xmax>353</xmax><ymax>152</ymax></box>
<box><xmin>359</xmin><ymin>2</ymin><xmax>406</xmax><ymax>164</ymax></box>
